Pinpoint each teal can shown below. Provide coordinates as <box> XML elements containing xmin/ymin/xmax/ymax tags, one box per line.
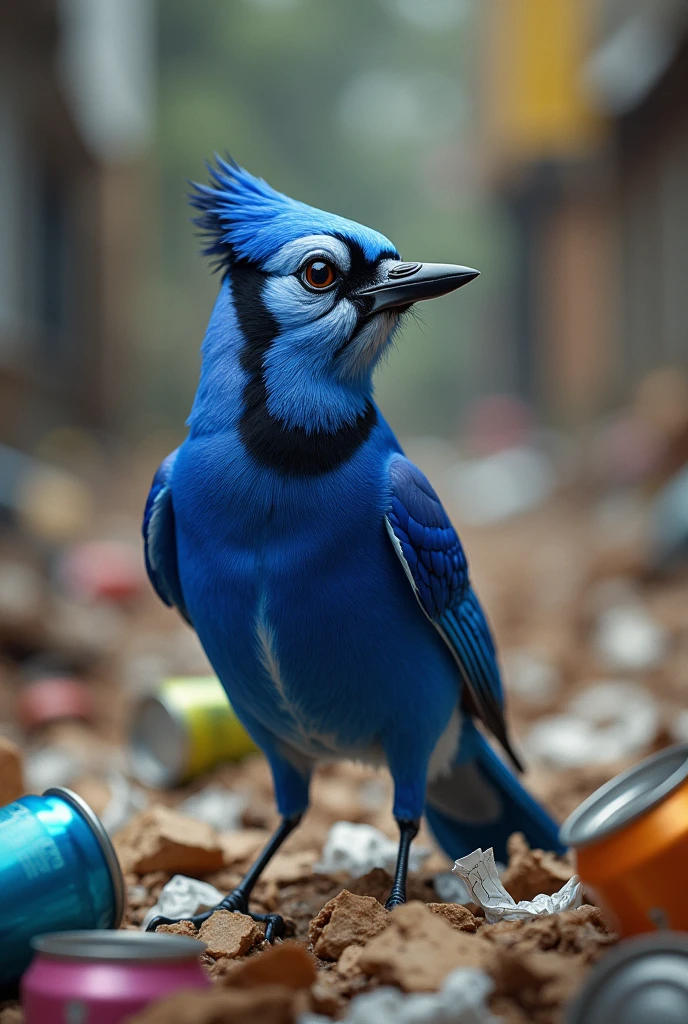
<box><xmin>0</xmin><ymin>787</ymin><xmax>124</xmax><ymax>986</ymax></box>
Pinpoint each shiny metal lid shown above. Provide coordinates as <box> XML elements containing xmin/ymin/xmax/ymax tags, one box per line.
<box><xmin>559</xmin><ymin>743</ymin><xmax>688</xmax><ymax>848</ymax></box>
<box><xmin>43</xmin><ymin>787</ymin><xmax>125</xmax><ymax>928</ymax></box>
<box><xmin>32</xmin><ymin>930</ymin><xmax>205</xmax><ymax>962</ymax></box>
<box><xmin>566</xmin><ymin>934</ymin><xmax>688</xmax><ymax>1024</ymax></box>
<box><xmin>129</xmin><ymin>695</ymin><xmax>188</xmax><ymax>787</ymax></box>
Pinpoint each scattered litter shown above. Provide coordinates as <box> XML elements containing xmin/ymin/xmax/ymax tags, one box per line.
<box><xmin>594</xmin><ymin>602</ymin><xmax>667</xmax><ymax>671</ymax></box>
<box><xmin>526</xmin><ymin>680</ymin><xmax>659</xmax><ymax>767</ymax></box>
<box><xmin>314</xmin><ymin>821</ymin><xmax>429</xmax><ymax>877</ymax></box>
<box><xmin>453</xmin><ymin>847</ymin><xmax>581</xmax><ymax>923</ymax></box>
<box><xmin>299</xmin><ymin>967</ymin><xmax>497</xmax><ymax>1023</ymax></box>
<box><xmin>447</xmin><ymin>445</ymin><xmax>556</xmax><ymax>526</ymax></box>
<box><xmin>142</xmin><ymin>874</ymin><xmax>225</xmax><ymax>930</ymax></box>
<box><xmin>433</xmin><ymin>871</ymin><xmax>471</xmax><ymax>905</ymax></box>
<box><xmin>180</xmin><ymin>785</ymin><xmax>246</xmax><ymax>832</ymax></box>
<box><xmin>502</xmin><ymin>649</ymin><xmax>561</xmax><ymax>704</ymax></box>
<box><xmin>99</xmin><ymin>772</ymin><xmax>148</xmax><ymax>834</ymax></box>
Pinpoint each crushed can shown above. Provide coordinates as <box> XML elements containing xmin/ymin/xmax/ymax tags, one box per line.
<box><xmin>559</xmin><ymin>742</ymin><xmax>688</xmax><ymax>935</ymax></box>
<box><xmin>129</xmin><ymin>675</ymin><xmax>257</xmax><ymax>787</ymax></box>
<box><xmin>566</xmin><ymin>932</ymin><xmax>688</xmax><ymax>1024</ymax></box>
<box><xmin>22</xmin><ymin>931</ymin><xmax>210</xmax><ymax>1024</ymax></box>
<box><xmin>0</xmin><ymin>788</ymin><xmax>124</xmax><ymax>985</ymax></box>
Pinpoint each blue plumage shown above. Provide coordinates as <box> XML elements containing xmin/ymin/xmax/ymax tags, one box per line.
<box><xmin>143</xmin><ymin>158</ymin><xmax>562</xmax><ymax>931</ymax></box>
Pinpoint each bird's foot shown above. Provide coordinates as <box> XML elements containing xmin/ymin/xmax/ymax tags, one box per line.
<box><xmin>146</xmin><ymin>889</ymin><xmax>287</xmax><ymax>943</ymax></box>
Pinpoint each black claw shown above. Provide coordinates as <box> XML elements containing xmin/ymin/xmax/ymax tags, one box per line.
<box><xmin>145</xmin><ymin>893</ymin><xmax>285</xmax><ymax>943</ymax></box>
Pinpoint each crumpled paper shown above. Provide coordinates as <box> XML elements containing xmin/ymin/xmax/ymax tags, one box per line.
<box><xmin>141</xmin><ymin>874</ymin><xmax>224</xmax><ymax>930</ymax></box>
<box><xmin>299</xmin><ymin>967</ymin><xmax>497</xmax><ymax>1023</ymax></box>
<box><xmin>314</xmin><ymin>821</ymin><xmax>429</xmax><ymax>877</ymax></box>
<box><xmin>453</xmin><ymin>847</ymin><xmax>581</xmax><ymax>924</ymax></box>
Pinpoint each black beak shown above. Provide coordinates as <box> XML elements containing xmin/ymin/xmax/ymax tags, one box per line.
<box><xmin>357</xmin><ymin>261</ymin><xmax>479</xmax><ymax>314</ymax></box>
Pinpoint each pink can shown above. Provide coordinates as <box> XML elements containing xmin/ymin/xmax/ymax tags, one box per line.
<box><xmin>22</xmin><ymin>930</ymin><xmax>210</xmax><ymax>1023</ymax></box>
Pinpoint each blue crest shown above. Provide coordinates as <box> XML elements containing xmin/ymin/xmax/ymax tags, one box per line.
<box><xmin>189</xmin><ymin>156</ymin><xmax>397</xmax><ymax>270</ymax></box>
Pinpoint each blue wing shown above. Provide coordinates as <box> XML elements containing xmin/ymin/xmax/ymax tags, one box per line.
<box><xmin>386</xmin><ymin>454</ymin><xmax>523</xmax><ymax>771</ymax></box>
<box><xmin>142</xmin><ymin>450</ymin><xmax>191</xmax><ymax>625</ymax></box>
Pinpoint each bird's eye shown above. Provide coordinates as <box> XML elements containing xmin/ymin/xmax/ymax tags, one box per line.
<box><xmin>302</xmin><ymin>259</ymin><xmax>337</xmax><ymax>291</ymax></box>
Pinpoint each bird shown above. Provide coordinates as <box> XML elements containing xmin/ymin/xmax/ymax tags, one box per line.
<box><xmin>143</xmin><ymin>157</ymin><xmax>563</xmax><ymax>938</ymax></box>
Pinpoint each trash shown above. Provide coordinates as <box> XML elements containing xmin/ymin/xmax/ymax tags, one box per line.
<box><xmin>0</xmin><ymin>736</ymin><xmax>24</xmax><ymax>805</ymax></box>
<box><xmin>198</xmin><ymin>910</ymin><xmax>262</xmax><ymax>959</ymax></box>
<box><xmin>299</xmin><ymin>966</ymin><xmax>497</xmax><ymax>1023</ymax></box>
<box><xmin>114</xmin><ymin>805</ymin><xmax>225</xmax><ymax>875</ymax></box>
<box><xmin>98</xmin><ymin>772</ymin><xmax>149</xmax><ymax>835</ymax></box>
<box><xmin>57</xmin><ymin>540</ymin><xmax>146</xmax><ymax>603</ymax></box>
<box><xmin>358</xmin><ymin>902</ymin><xmax>493</xmax><ymax>992</ymax></box>
<box><xmin>129</xmin><ymin>677</ymin><xmax>257</xmax><ymax>787</ymax></box>
<box><xmin>560</xmin><ymin>743</ymin><xmax>688</xmax><ymax>935</ymax></box>
<box><xmin>142</xmin><ymin>875</ymin><xmax>225</xmax><ymax>930</ymax></box>
<box><xmin>314</xmin><ymin>821</ymin><xmax>429</xmax><ymax>877</ymax></box>
<box><xmin>594</xmin><ymin>602</ymin><xmax>667</xmax><ymax>671</ymax></box>
<box><xmin>309</xmin><ymin>890</ymin><xmax>389</xmax><ymax>960</ymax></box>
<box><xmin>180</xmin><ymin>785</ymin><xmax>246</xmax><ymax>832</ymax></box>
<box><xmin>566</xmin><ymin>932</ymin><xmax>688</xmax><ymax>1024</ymax></box>
<box><xmin>433</xmin><ymin>871</ymin><xmax>471</xmax><ymax>906</ymax></box>
<box><xmin>453</xmin><ymin>848</ymin><xmax>581</xmax><ymax>924</ymax></box>
<box><xmin>502</xmin><ymin>648</ymin><xmax>561</xmax><ymax>704</ymax></box>
<box><xmin>0</xmin><ymin>787</ymin><xmax>124</xmax><ymax>986</ymax></box>
<box><xmin>21</xmin><ymin>931</ymin><xmax>209</xmax><ymax>1024</ymax></box>
<box><xmin>17</xmin><ymin>676</ymin><xmax>95</xmax><ymax>730</ymax></box>
<box><xmin>447</xmin><ymin>445</ymin><xmax>556</xmax><ymax>526</ymax></box>
<box><xmin>526</xmin><ymin>680</ymin><xmax>659</xmax><ymax>767</ymax></box>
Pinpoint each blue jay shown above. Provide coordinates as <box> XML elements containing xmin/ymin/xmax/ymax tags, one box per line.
<box><xmin>144</xmin><ymin>158</ymin><xmax>563</xmax><ymax>937</ymax></box>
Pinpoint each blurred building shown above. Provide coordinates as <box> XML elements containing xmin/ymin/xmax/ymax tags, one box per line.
<box><xmin>0</xmin><ymin>0</ymin><xmax>154</xmax><ymax>446</ymax></box>
<box><xmin>482</xmin><ymin>0</ymin><xmax>688</xmax><ymax>424</ymax></box>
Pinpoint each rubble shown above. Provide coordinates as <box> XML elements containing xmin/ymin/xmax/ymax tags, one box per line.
<box><xmin>114</xmin><ymin>806</ymin><xmax>225</xmax><ymax>875</ymax></box>
<box><xmin>198</xmin><ymin>910</ymin><xmax>262</xmax><ymax>958</ymax></box>
<box><xmin>357</xmin><ymin>902</ymin><xmax>493</xmax><ymax>991</ymax></box>
<box><xmin>228</xmin><ymin>940</ymin><xmax>317</xmax><ymax>990</ymax></box>
<box><xmin>125</xmin><ymin>986</ymin><xmax>308</xmax><ymax>1024</ymax></box>
<box><xmin>500</xmin><ymin>833</ymin><xmax>575</xmax><ymax>903</ymax></box>
<box><xmin>309</xmin><ymin>890</ymin><xmax>389</xmax><ymax>960</ymax></box>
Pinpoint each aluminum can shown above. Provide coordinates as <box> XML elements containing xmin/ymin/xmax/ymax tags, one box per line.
<box><xmin>559</xmin><ymin>742</ymin><xmax>688</xmax><ymax>935</ymax></box>
<box><xmin>130</xmin><ymin>676</ymin><xmax>257</xmax><ymax>786</ymax></box>
<box><xmin>566</xmin><ymin>933</ymin><xmax>688</xmax><ymax>1024</ymax></box>
<box><xmin>0</xmin><ymin>788</ymin><xmax>124</xmax><ymax>986</ymax></box>
<box><xmin>22</xmin><ymin>931</ymin><xmax>210</xmax><ymax>1024</ymax></box>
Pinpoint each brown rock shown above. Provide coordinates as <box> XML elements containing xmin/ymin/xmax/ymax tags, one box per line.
<box><xmin>0</xmin><ymin>737</ymin><xmax>23</xmax><ymax>805</ymax></box>
<box><xmin>358</xmin><ymin>901</ymin><xmax>493</xmax><ymax>992</ymax></box>
<box><xmin>427</xmin><ymin>902</ymin><xmax>479</xmax><ymax>932</ymax></box>
<box><xmin>501</xmin><ymin>832</ymin><xmax>574</xmax><ymax>903</ymax></box>
<box><xmin>229</xmin><ymin>941</ymin><xmax>317</xmax><ymax>990</ymax></box>
<box><xmin>124</xmin><ymin>986</ymin><xmax>306</xmax><ymax>1024</ymax></box>
<box><xmin>262</xmin><ymin>849</ymin><xmax>318</xmax><ymax>885</ymax></box>
<box><xmin>336</xmin><ymin>943</ymin><xmax>364</xmax><ymax>979</ymax></box>
<box><xmin>308</xmin><ymin>890</ymin><xmax>389</xmax><ymax>960</ymax></box>
<box><xmin>157</xmin><ymin>920</ymin><xmax>198</xmax><ymax>939</ymax></box>
<box><xmin>309</xmin><ymin>974</ymin><xmax>347</xmax><ymax>1018</ymax></box>
<box><xmin>198</xmin><ymin>910</ymin><xmax>261</xmax><ymax>959</ymax></box>
<box><xmin>0</xmin><ymin>1004</ymin><xmax>23</xmax><ymax>1024</ymax></box>
<box><xmin>114</xmin><ymin>806</ymin><xmax>224</xmax><ymax>875</ymax></box>
<box><xmin>220</xmin><ymin>828</ymin><xmax>270</xmax><ymax>867</ymax></box>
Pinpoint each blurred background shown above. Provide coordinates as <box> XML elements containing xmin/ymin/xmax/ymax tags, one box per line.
<box><xmin>0</xmin><ymin>0</ymin><xmax>687</xmax><ymax>855</ymax></box>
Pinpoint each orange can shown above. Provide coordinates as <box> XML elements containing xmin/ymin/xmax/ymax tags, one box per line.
<box><xmin>559</xmin><ymin>743</ymin><xmax>688</xmax><ymax>936</ymax></box>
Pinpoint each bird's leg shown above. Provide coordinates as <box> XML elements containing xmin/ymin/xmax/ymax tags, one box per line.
<box><xmin>146</xmin><ymin>814</ymin><xmax>301</xmax><ymax>941</ymax></box>
<box><xmin>385</xmin><ymin>818</ymin><xmax>420</xmax><ymax>910</ymax></box>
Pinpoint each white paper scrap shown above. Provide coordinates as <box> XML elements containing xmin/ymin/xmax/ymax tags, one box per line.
<box><xmin>453</xmin><ymin>847</ymin><xmax>582</xmax><ymax>924</ymax></box>
<box><xmin>141</xmin><ymin>874</ymin><xmax>224</xmax><ymax>930</ymax></box>
<box><xmin>314</xmin><ymin>821</ymin><xmax>429</xmax><ymax>877</ymax></box>
<box><xmin>298</xmin><ymin>966</ymin><xmax>497</xmax><ymax>1023</ymax></box>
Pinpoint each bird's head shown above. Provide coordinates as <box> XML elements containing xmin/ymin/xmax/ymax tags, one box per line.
<box><xmin>189</xmin><ymin>158</ymin><xmax>478</xmax><ymax>443</ymax></box>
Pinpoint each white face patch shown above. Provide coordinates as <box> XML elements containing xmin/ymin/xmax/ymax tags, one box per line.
<box><xmin>336</xmin><ymin>310</ymin><xmax>398</xmax><ymax>381</ymax></box>
<box><xmin>263</xmin><ymin>235</ymin><xmax>351</xmax><ymax>276</ymax></box>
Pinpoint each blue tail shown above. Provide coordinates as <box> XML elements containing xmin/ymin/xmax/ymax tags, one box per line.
<box><xmin>425</xmin><ymin>725</ymin><xmax>565</xmax><ymax>862</ymax></box>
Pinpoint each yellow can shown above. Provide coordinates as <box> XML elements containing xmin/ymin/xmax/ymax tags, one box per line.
<box><xmin>129</xmin><ymin>677</ymin><xmax>257</xmax><ymax>787</ymax></box>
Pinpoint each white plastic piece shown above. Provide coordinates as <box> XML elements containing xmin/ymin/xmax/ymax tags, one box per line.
<box><xmin>433</xmin><ymin>870</ymin><xmax>471</xmax><ymax>905</ymax></box>
<box><xmin>502</xmin><ymin>649</ymin><xmax>561</xmax><ymax>703</ymax></box>
<box><xmin>141</xmin><ymin>874</ymin><xmax>225</xmax><ymax>930</ymax></box>
<box><xmin>526</xmin><ymin>680</ymin><xmax>659</xmax><ymax>768</ymax></box>
<box><xmin>99</xmin><ymin>772</ymin><xmax>148</xmax><ymax>834</ymax></box>
<box><xmin>313</xmin><ymin>821</ymin><xmax>429</xmax><ymax>877</ymax></box>
<box><xmin>180</xmin><ymin>784</ymin><xmax>246</xmax><ymax>832</ymax></box>
<box><xmin>595</xmin><ymin>603</ymin><xmax>667</xmax><ymax>671</ymax></box>
<box><xmin>453</xmin><ymin>847</ymin><xmax>581</xmax><ymax>924</ymax></box>
<box><xmin>298</xmin><ymin>967</ymin><xmax>497</xmax><ymax>1023</ymax></box>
